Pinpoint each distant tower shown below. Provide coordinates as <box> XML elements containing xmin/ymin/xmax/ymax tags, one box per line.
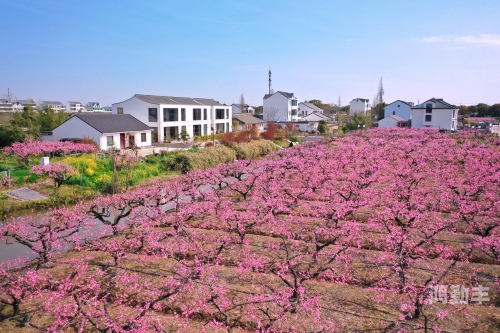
<box><xmin>268</xmin><ymin>68</ymin><xmax>272</xmax><ymax>95</ymax></box>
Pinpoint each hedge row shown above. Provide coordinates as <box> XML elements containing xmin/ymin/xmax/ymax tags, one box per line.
<box><xmin>233</xmin><ymin>140</ymin><xmax>277</xmax><ymax>159</ymax></box>
<box><xmin>168</xmin><ymin>140</ymin><xmax>278</xmax><ymax>174</ymax></box>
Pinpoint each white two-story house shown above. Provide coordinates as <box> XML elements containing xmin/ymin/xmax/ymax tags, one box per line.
<box><xmin>410</xmin><ymin>98</ymin><xmax>458</xmax><ymax>131</ymax></box>
<box><xmin>112</xmin><ymin>94</ymin><xmax>231</xmax><ymax>143</ymax></box>
<box><xmin>42</xmin><ymin>101</ymin><xmax>66</xmax><ymax>112</ymax></box>
<box><xmin>85</xmin><ymin>102</ymin><xmax>105</xmax><ymax>112</ymax></box>
<box><xmin>68</xmin><ymin>101</ymin><xmax>86</xmax><ymax>112</ymax></box>
<box><xmin>384</xmin><ymin>100</ymin><xmax>413</xmax><ymax>120</ymax></box>
<box><xmin>12</xmin><ymin>99</ymin><xmax>37</xmax><ymax>111</ymax></box>
<box><xmin>263</xmin><ymin>91</ymin><xmax>299</xmax><ymax>122</ymax></box>
<box><xmin>349</xmin><ymin>98</ymin><xmax>371</xmax><ymax>116</ymax></box>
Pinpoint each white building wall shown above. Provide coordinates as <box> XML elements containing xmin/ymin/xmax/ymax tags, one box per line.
<box><xmin>298</xmin><ymin>103</ymin><xmax>314</xmax><ymax>117</ymax></box>
<box><xmin>384</xmin><ymin>102</ymin><xmax>411</xmax><ymax>120</ymax></box>
<box><xmin>263</xmin><ymin>94</ymin><xmax>299</xmax><ymax>122</ymax></box>
<box><xmin>301</xmin><ymin>113</ymin><xmax>328</xmax><ymax>122</ymax></box>
<box><xmin>232</xmin><ymin>104</ymin><xmax>241</xmax><ymax>114</ymax></box>
<box><xmin>350</xmin><ymin>99</ymin><xmax>371</xmax><ymax>116</ymax></box>
<box><xmin>47</xmin><ymin>117</ymin><xmax>102</xmax><ymax>144</ymax></box>
<box><xmin>100</xmin><ymin>131</ymin><xmax>152</xmax><ymax>150</ymax></box>
<box><xmin>378</xmin><ymin>117</ymin><xmax>401</xmax><ymax>128</ymax></box>
<box><xmin>296</xmin><ymin>122</ymin><xmax>318</xmax><ymax>133</ymax></box>
<box><xmin>113</xmin><ymin>96</ymin><xmax>231</xmax><ymax>142</ymax></box>
<box><xmin>410</xmin><ymin>108</ymin><xmax>458</xmax><ymax>131</ymax></box>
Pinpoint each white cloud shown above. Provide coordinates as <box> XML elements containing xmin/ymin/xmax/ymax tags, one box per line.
<box><xmin>422</xmin><ymin>34</ymin><xmax>500</xmax><ymax>46</ymax></box>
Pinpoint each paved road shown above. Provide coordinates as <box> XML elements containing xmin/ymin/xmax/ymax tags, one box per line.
<box><xmin>300</xmin><ymin>136</ymin><xmax>326</xmax><ymax>142</ymax></box>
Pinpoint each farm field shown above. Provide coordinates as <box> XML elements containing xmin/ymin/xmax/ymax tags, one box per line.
<box><xmin>1</xmin><ymin>128</ymin><xmax>500</xmax><ymax>332</ymax></box>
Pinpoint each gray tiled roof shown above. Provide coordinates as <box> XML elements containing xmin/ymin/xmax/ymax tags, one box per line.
<box><xmin>44</xmin><ymin>101</ymin><xmax>64</xmax><ymax>105</ymax></box>
<box><xmin>133</xmin><ymin>94</ymin><xmax>225</xmax><ymax>106</ymax></box>
<box><xmin>412</xmin><ymin>98</ymin><xmax>455</xmax><ymax>109</ymax></box>
<box><xmin>302</xmin><ymin>112</ymin><xmax>331</xmax><ymax>120</ymax></box>
<box><xmin>263</xmin><ymin>91</ymin><xmax>295</xmax><ymax>99</ymax></box>
<box><xmin>19</xmin><ymin>100</ymin><xmax>36</xmax><ymax>105</ymax></box>
<box><xmin>386</xmin><ymin>115</ymin><xmax>405</xmax><ymax>121</ymax></box>
<box><xmin>300</xmin><ymin>102</ymin><xmax>323</xmax><ymax>111</ymax></box>
<box><xmin>232</xmin><ymin>103</ymin><xmax>251</xmax><ymax>108</ymax></box>
<box><xmin>72</xmin><ymin>114</ymin><xmax>151</xmax><ymax>133</ymax></box>
<box><xmin>232</xmin><ymin>113</ymin><xmax>266</xmax><ymax>124</ymax></box>
<box><xmin>386</xmin><ymin>100</ymin><xmax>412</xmax><ymax>107</ymax></box>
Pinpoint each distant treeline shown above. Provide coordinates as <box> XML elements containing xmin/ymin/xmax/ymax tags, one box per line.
<box><xmin>459</xmin><ymin>103</ymin><xmax>500</xmax><ymax>118</ymax></box>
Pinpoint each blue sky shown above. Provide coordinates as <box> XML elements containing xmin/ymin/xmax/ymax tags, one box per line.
<box><xmin>1</xmin><ymin>0</ymin><xmax>499</xmax><ymax>107</ymax></box>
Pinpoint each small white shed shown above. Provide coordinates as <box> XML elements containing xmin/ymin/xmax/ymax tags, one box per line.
<box><xmin>378</xmin><ymin>115</ymin><xmax>407</xmax><ymax>128</ymax></box>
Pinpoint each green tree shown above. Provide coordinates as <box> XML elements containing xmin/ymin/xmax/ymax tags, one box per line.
<box><xmin>253</xmin><ymin>106</ymin><xmax>263</xmax><ymax>115</ymax></box>
<box><xmin>372</xmin><ymin>102</ymin><xmax>386</xmax><ymax>120</ymax></box>
<box><xmin>0</xmin><ymin>105</ymin><xmax>71</xmax><ymax>147</ymax></box>
<box><xmin>342</xmin><ymin>114</ymin><xmax>371</xmax><ymax>133</ymax></box>
<box><xmin>476</xmin><ymin>103</ymin><xmax>490</xmax><ymax>117</ymax></box>
<box><xmin>489</xmin><ymin>104</ymin><xmax>500</xmax><ymax>118</ymax></box>
<box><xmin>38</xmin><ymin>106</ymin><xmax>70</xmax><ymax>131</ymax></box>
<box><xmin>317</xmin><ymin>120</ymin><xmax>327</xmax><ymax>134</ymax></box>
<box><xmin>308</xmin><ymin>100</ymin><xmax>332</xmax><ymax>110</ymax></box>
<box><xmin>179</xmin><ymin>129</ymin><xmax>189</xmax><ymax>142</ymax></box>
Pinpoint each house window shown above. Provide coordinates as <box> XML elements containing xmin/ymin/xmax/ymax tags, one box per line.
<box><xmin>107</xmin><ymin>136</ymin><xmax>114</xmax><ymax>146</ymax></box>
<box><xmin>426</xmin><ymin>103</ymin><xmax>433</xmax><ymax>113</ymax></box>
<box><xmin>226</xmin><ymin>109</ymin><xmax>229</xmax><ymax>119</ymax></box>
<box><xmin>117</xmin><ymin>107</ymin><xmax>124</xmax><ymax>114</ymax></box>
<box><xmin>181</xmin><ymin>108</ymin><xmax>186</xmax><ymax>121</ymax></box>
<box><xmin>216</xmin><ymin>123</ymin><xmax>224</xmax><ymax>133</ymax></box>
<box><xmin>164</xmin><ymin>127</ymin><xmax>178</xmax><ymax>140</ymax></box>
<box><xmin>291</xmin><ymin>100</ymin><xmax>297</xmax><ymax>106</ymax></box>
<box><xmin>148</xmin><ymin>108</ymin><xmax>158</xmax><ymax>122</ymax></box>
<box><xmin>193</xmin><ymin>125</ymin><xmax>201</xmax><ymax>136</ymax></box>
<box><xmin>291</xmin><ymin>109</ymin><xmax>297</xmax><ymax>116</ymax></box>
<box><xmin>193</xmin><ymin>108</ymin><xmax>202</xmax><ymax>120</ymax></box>
<box><xmin>425</xmin><ymin>114</ymin><xmax>432</xmax><ymax>122</ymax></box>
<box><xmin>216</xmin><ymin>109</ymin><xmax>224</xmax><ymax>119</ymax></box>
<box><xmin>141</xmin><ymin>133</ymin><xmax>146</xmax><ymax>142</ymax></box>
<box><xmin>203</xmin><ymin>108</ymin><xmax>207</xmax><ymax>120</ymax></box>
<box><xmin>453</xmin><ymin>109</ymin><xmax>456</xmax><ymax>118</ymax></box>
<box><xmin>393</xmin><ymin>111</ymin><xmax>396</xmax><ymax>115</ymax></box>
<box><xmin>163</xmin><ymin>108</ymin><xmax>178</xmax><ymax>121</ymax></box>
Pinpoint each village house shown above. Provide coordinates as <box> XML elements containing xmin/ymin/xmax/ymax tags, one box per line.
<box><xmin>263</xmin><ymin>91</ymin><xmax>299</xmax><ymax>122</ymax></box>
<box><xmin>298</xmin><ymin>102</ymin><xmax>323</xmax><ymax>117</ymax></box>
<box><xmin>12</xmin><ymin>99</ymin><xmax>36</xmax><ymax>111</ymax></box>
<box><xmin>0</xmin><ymin>99</ymin><xmax>13</xmax><ymax>112</ymax></box>
<box><xmin>112</xmin><ymin>94</ymin><xmax>231</xmax><ymax>143</ymax></box>
<box><xmin>349</xmin><ymin>98</ymin><xmax>371</xmax><ymax>116</ymax></box>
<box><xmin>232</xmin><ymin>113</ymin><xmax>266</xmax><ymax>131</ymax></box>
<box><xmin>410</xmin><ymin>98</ymin><xmax>458</xmax><ymax>131</ymax></box>
<box><xmin>378</xmin><ymin>115</ymin><xmax>408</xmax><ymax>128</ymax></box>
<box><xmin>231</xmin><ymin>103</ymin><xmax>255</xmax><ymax>114</ymax></box>
<box><xmin>85</xmin><ymin>102</ymin><xmax>105</xmax><ymax>112</ymax></box>
<box><xmin>68</xmin><ymin>101</ymin><xmax>86</xmax><ymax>112</ymax></box>
<box><xmin>42</xmin><ymin>101</ymin><xmax>66</xmax><ymax>112</ymax></box>
<box><xmin>384</xmin><ymin>100</ymin><xmax>413</xmax><ymax>120</ymax></box>
<box><xmin>42</xmin><ymin>113</ymin><xmax>152</xmax><ymax>150</ymax></box>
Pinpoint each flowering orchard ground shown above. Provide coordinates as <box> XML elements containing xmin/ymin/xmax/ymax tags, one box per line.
<box><xmin>1</xmin><ymin>128</ymin><xmax>500</xmax><ymax>332</ymax></box>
